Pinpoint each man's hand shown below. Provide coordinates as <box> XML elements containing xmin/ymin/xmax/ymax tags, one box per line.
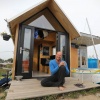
<box><xmin>59</xmin><ymin>61</ymin><xmax>65</xmax><ymax>67</ymax></box>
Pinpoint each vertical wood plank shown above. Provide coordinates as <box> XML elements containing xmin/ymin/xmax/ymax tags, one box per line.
<box><xmin>12</xmin><ymin>25</ymin><xmax>19</xmax><ymax>79</ymax></box>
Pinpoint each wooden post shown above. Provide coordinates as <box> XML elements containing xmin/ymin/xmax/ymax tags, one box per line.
<box><xmin>12</xmin><ymin>25</ymin><xmax>19</xmax><ymax>80</ymax></box>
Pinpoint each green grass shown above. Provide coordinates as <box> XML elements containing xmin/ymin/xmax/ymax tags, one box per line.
<box><xmin>0</xmin><ymin>67</ymin><xmax>12</xmax><ymax>99</ymax></box>
<box><xmin>0</xmin><ymin>69</ymin><xmax>7</xmax><ymax>79</ymax></box>
<box><xmin>0</xmin><ymin>86</ymin><xmax>100</xmax><ymax>100</ymax></box>
<box><xmin>20</xmin><ymin>87</ymin><xmax>100</xmax><ymax>100</ymax></box>
<box><xmin>0</xmin><ymin>87</ymin><xmax>7</xmax><ymax>100</ymax></box>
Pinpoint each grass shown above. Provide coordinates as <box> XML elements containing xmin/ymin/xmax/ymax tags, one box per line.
<box><xmin>1</xmin><ymin>86</ymin><xmax>100</xmax><ymax>100</ymax></box>
<box><xmin>0</xmin><ymin>69</ymin><xmax>7</xmax><ymax>79</ymax></box>
<box><xmin>0</xmin><ymin>66</ymin><xmax>12</xmax><ymax>100</ymax></box>
<box><xmin>1</xmin><ymin>85</ymin><xmax>100</xmax><ymax>100</ymax></box>
<box><xmin>17</xmin><ymin>87</ymin><xmax>100</xmax><ymax>100</ymax></box>
<box><xmin>0</xmin><ymin>87</ymin><xmax>7</xmax><ymax>100</ymax></box>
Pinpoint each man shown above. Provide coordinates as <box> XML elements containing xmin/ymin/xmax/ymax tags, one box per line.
<box><xmin>41</xmin><ymin>51</ymin><xmax>69</xmax><ymax>90</ymax></box>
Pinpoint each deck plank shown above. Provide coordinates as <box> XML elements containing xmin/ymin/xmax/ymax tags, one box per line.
<box><xmin>6</xmin><ymin>77</ymin><xmax>100</xmax><ymax>100</ymax></box>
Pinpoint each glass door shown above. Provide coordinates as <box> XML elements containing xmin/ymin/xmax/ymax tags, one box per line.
<box><xmin>16</xmin><ymin>25</ymin><xmax>34</xmax><ymax>79</ymax></box>
<box><xmin>79</xmin><ymin>47</ymin><xmax>87</xmax><ymax>68</ymax></box>
<box><xmin>56</xmin><ymin>32</ymin><xmax>70</xmax><ymax>76</ymax></box>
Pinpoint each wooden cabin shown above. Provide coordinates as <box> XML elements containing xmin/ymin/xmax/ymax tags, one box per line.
<box><xmin>7</xmin><ymin>0</ymin><xmax>81</xmax><ymax>79</ymax></box>
<box><xmin>7</xmin><ymin>0</ymin><xmax>100</xmax><ymax>80</ymax></box>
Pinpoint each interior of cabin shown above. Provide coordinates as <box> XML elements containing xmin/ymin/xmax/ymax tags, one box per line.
<box><xmin>32</xmin><ymin>29</ymin><xmax>57</xmax><ymax>77</ymax></box>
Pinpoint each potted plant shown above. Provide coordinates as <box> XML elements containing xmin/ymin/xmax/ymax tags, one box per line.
<box><xmin>0</xmin><ymin>32</ymin><xmax>11</xmax><ymax>41</ymax></box>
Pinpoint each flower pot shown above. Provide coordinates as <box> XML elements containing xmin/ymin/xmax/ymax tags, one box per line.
<box><xmin>3</xmin><ymin>34</ymin><xmax>11</xmax><ymax>41</ymax></box>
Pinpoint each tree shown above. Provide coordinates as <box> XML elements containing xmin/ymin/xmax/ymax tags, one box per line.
<box><xmin>0</xmin><ymin>58</ymin><xmax>4</xmax><ymax>63</ymax></box>
<box><xmin>5</xmin><ymin>58</ymin><xmax>13</xmax><ymax>63</ymax></box>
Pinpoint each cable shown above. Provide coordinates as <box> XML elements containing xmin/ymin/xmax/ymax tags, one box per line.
<box><xmin>86</xmin><ymin>18</ymin><xmax>99</xmax><ymax>67</ymax></box>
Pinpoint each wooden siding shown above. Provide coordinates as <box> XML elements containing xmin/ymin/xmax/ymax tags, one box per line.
<box><xmin>9</xmin><ymin>0</ymin><xmax>49</xmax><ymax>42</ymax></box>
<box><xmin>8</xmin><ymin>0</ymin><xmax>80</xmax><ymax>43</ymax></box>
<box><xmin>24</xmin><ymin>9</ymin><xmax>65</xmax><ymax>32</ymax></box>
<box><xmin>12</xmin><ymin>25</ymin><xmax>19</xmax><ymax>79</ymax></box>
<box><xmin>48</xmin><ymin>0</ymin><xmax>80</xmax><ymax>39</ymax></box>
<box><xmin>43</xmin><ymin>9</ymin><xmax>65</xmax><ymax>32</ymax></box>
<box><xmin>71</xmin><ymin>47</ymin><xmax>78</xmax><ymax>68</ymax></box>
<box><xmin>9</xmin><ymin>1</ymin><xmax>49</xmax><ymax>29</ymax></box>
<box><xmin>33</xmin><ymin>32</ymin><xmax>56</xmax><ymax>73</ymax></box>
<box><xmin>69</xmin><ymin>34</ymin><xmax>71</xmax><ymax>76</ymax></box>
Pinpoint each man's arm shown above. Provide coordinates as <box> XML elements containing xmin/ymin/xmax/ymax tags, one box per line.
<box><xmin>59</xmin><ymin>61</ymin><xmax>69</xmax><ymax>75</ymax></box>
<box><xmin>49</xmin><ymin>60</ymin><xmax>59</xmax><ymax>75</ymax></box>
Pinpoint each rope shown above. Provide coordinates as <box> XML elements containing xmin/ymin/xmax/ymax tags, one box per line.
<box><xmin>86</xmin><ymin>18</ymin><xmax>98</xmax><ymax>59</ymax></box>
<box><xmin>86</xmin><ymin>18</ymin><xmax>99</xmax><ymax>67</ymax></box>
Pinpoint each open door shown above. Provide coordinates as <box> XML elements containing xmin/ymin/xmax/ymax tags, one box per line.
<box><xmin>16</xmin><ymin>25</ymin><xmax>34</xmax><ymax>79</ymax></box>
<box><xmin>79</xmin><ymin>46</ymin><xmax>87</xmax><ymax>68</ymax></box>
<box><xmin>56</xmin><ymin>32</ymin><xmax>70</xmax><ymax>76</ymax></box>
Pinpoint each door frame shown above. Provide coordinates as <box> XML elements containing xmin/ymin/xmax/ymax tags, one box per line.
<box><xmin>16</xmin><ymin>25</ymin><xmax>34</xmax><ymax>79</ymax></box>
<box><xmin>15</xmin><ymin>25</ymin><xmax>70</xmax><ymax>78</ymax></box>
<box><xmin>56</xmin><ymin>32</ymin><xmax>70</xmax><ymax>76</ymax></box>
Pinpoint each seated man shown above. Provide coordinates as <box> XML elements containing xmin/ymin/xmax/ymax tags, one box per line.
<box><xmin>41</xmin><ymin>51</ymin><xmax>69</xmax><ymax>90</ymax></box>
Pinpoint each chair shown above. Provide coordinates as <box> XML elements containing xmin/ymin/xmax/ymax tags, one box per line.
<box><xmin>0</xmin><ymin>70</ymin><xmax>12</xmax><ymax>87</ymax></box>
<box><xmin>41</xmin><ymin>58</ymin><xmax>46</xmax><ymax>66</ymax></box>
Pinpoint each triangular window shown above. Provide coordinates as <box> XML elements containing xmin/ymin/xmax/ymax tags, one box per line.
<box><xmin>29</xmin><ymin>15</ymin><xmax>55</xmax><ymax>30</ymax></box>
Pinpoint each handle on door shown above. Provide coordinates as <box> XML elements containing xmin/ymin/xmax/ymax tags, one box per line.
<box><xmin>20</xmin><ymin>47</ymin><xmax>29</xmax><ymax>54</ymax></box>
<box><xmin>20</xmin><ymin>47</ymin><xmax>25</xmax><ymax>54</ymax></box>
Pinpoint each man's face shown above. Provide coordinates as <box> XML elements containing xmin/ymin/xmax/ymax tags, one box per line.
<box><xmin>56</xmin><ymin>52</ymin><xmax>62</xmax><ymax>61</ymax></box>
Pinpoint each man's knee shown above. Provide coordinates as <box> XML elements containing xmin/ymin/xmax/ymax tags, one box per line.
<box><xmin>59</xmin><ymin>66</ymin><xmax>66</xmax><ymax>75</ymax></box>
<box><xmin>59</xmin><ymin>65</ymin><xmax>66</xmax><ymax>70</ymax></box>
<box><xmin>41</xmin><ymin>79</ymin><xmax>46</xmax><ymax>86</ymax></box>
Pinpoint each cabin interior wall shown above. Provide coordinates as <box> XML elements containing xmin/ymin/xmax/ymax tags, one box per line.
<box><xmin>33</xmin><ymin>32</ymin><xmax>56</xmax><ymax>73</ymax></box>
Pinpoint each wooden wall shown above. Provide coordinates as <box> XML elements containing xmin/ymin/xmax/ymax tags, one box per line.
<box><xmin>33</xmin><ymin>42</ymin><xmax>39</xmax><ymax>71</ymax></box>
<box><xmin>70</xmin><ymin>47</ymin><xmax>78</xmax><ymax>68</ymax></box>
<box><xmin>12</xmin><ymin>25</ymin><xmax>19</xmax><ymax>79</ymax></box>
<box><xmin>33</xmin><ymin>32</ymin><xmax>56</xmax><ymax>73</ymax></box>
<box><xmin>33</xmin><ymin>32</ymin><xmax>75</xmax><ymax>74</ymax></box>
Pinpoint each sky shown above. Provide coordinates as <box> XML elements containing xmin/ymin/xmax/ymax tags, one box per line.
<box><xmin>0</xmin><ymin>0</ymin><xmax>100</xmax><ymax>60</ymax></box>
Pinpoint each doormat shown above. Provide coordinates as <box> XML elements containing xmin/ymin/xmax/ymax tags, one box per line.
<box><xmin>74</xmin><ymin>83</ymin><xmax>85</xmax><ymax>88</ymax></box>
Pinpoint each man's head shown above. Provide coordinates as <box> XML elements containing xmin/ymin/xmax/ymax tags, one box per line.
<box><xmin>55</xmin><ymin>51</ymin><xmax>62</xmax><ymax>61</ymax></box>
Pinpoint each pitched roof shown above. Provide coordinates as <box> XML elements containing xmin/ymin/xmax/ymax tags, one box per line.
<box><xmin>7</xmin><ymin>0</ymin><xmax>80</xmax><ymax>41</ymax></box>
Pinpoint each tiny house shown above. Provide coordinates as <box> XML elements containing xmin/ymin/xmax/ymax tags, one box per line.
<box><xmin>7</xmin><ymin>0</ymin><xmax>80</xmax><ymax>79</ymax></box>
<box><xmin>7</xmin><ymin>0</ymin><xmax>100</xmax><ymax>79</ymax></box>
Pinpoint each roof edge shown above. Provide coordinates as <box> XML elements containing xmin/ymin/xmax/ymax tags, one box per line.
<box><xmin>80</xmin><ymin>32</ymin><xmax>100</xmax><ymax>39</ymax></box>
<box><xmin>7</xmin><ymin>0</ymin><xmax>48</xmax><ymax>23</ymax></box>
<box><xmin>54</xmin><ymin>0</ymin><xmax>80</xmax><ymax>36</ymax></box>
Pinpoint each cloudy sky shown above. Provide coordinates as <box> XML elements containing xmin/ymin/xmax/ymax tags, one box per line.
<box><xmin>0</xmin><ymin>0</ymin><xmax>100</xmax><ymax>60</ymax></box>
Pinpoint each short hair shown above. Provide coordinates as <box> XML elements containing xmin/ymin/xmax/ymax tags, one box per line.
<box><xmin>56</xmin><ymin>51</ymin><xmax>62</xmax><ymax>56</ymax></box>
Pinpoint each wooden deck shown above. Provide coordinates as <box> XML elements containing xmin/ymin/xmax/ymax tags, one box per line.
<box><xmin>6</xmin><ymin>77</ymin><xmax>100</xmax><ymax>100</ymax></box>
